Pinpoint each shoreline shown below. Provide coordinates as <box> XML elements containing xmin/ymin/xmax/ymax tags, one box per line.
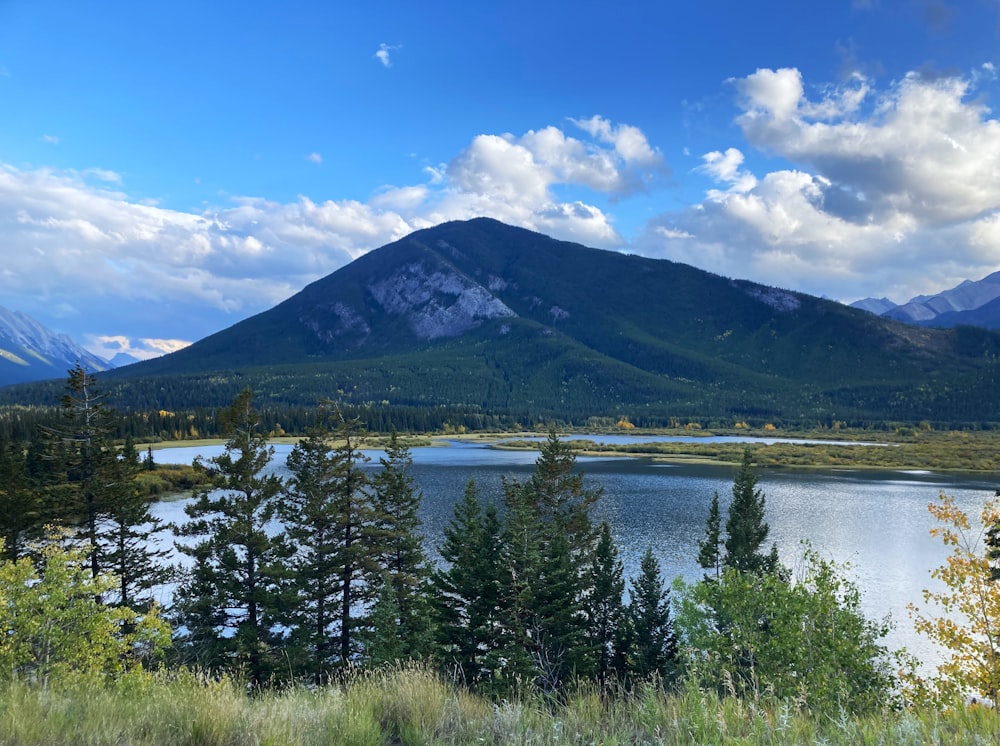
<box><xmin>140</xmin><ymin>429</ymin><xmax>1000</xmax><ymax>474</ymax></box>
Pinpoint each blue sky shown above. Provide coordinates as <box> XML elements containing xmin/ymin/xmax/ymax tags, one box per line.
<box><xmin>2</xmin><ymin>1</ymin><xmax>1000</xmax><ymax>360</ymax></box>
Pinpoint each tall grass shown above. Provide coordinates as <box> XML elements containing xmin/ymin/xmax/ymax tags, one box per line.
<box><xmin>0</xmin><ymin>665</ymin><xmax>997</xmax><ymax>745</ymax></box>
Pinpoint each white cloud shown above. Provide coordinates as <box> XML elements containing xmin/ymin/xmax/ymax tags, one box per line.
<box><xmin>641</xmin><ymin>66</ymin><xmax>1000</xmax><ymax>304</ymax></box>
<box><xmin>41</xmin><ymin>134</ymin><xmax>59</xmax><ymax>145</ymax></box>
<box><xmin>375</xmin><ymin>43</ymin><xmax>400</xmax><ymax>68</ymax></box>
<box><xmin>0</xmin><ymin>116</ymin><xmax>655</xmax><ymax>349</ymax></box>
<box><xmin>88</xmin><ymin>334</ymin><xmax>191</xmax><ymax>361</ymax></box>
<box><xmin>697</xmin><ymin>148</ymin><xmax>757</xmax><ymax>193</ymax></box>
<box><xmin>306</xmin><ymin>152</ymin><xmax>323</xmax><ymax>164</ymax></box>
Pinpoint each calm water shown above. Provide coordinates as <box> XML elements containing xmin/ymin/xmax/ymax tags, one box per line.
<box><xmin>153</xmin><ymin>437</ymin><xmax>999</xmax><ymax>670</ymax></box>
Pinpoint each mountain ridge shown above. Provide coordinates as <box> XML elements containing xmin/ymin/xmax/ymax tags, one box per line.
<box><xmin>0</xmin><ymin>306</ymin><xmax>109</xmax><ymax>386</ymax></box>
<box><xmin>7</xmin><ymin>218</ymin><xmax>1000</xmax><ymax>425</ymax></box>
<box><xmin>851</xmin><ymin>271</ymin><xmax>1000</xmax><ymax>329</ymax></box>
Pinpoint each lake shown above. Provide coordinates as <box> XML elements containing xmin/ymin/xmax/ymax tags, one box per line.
<box><xmin>152</xmin><ymin>436</ymin><xmax>999</xmax><ymax>671</ymax></box>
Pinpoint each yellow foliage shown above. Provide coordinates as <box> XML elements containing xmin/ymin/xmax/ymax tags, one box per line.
<box><xmin>763</xmin><ymin>423</ymin><xmax>776</xmax><ymax>431</ymax></box>
<box><xmin>908</xmin><ymin>492</ymin><xmax>1000</xmax><ymax>707</ymax></box>
<box><xmin>158</xmin><ymin>409</ymin><xmax>173</xmax><ymax>418</ymax></box>
<box><xmin>616</xmin><ymin>417</ymin><xmax>635</xmax><ymax>429</ymax></box>
<box><xmin>734</xmin><ymin>421</ymin><xmax>749</xmax><ymax>429</ymax></box>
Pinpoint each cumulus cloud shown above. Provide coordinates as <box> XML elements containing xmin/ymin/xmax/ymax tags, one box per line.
<box><xmin>41</xmin><ymin>134</ymin><xmax>59</xmax><ymax>145</ymax></box>
<box><xmin>641</xmin><ymin>65</ymin><xmax>1000</xmax><ymax>303</ymax></box>
<box><xmin>306</xmin><ymin>152</ymin><xmax>322</xmax><ymax>164</ymax></box>
<box><xmin>1</xmin><ymin>116</ymin><xmax>657</xmax><ymax>355</ymax></box>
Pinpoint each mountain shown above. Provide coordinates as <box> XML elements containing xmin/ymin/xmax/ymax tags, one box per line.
<box><xmin>0</xmin><ymin>306</ymin><xmax>109</xmax><ymax>387</ymax></box>
<box><xmin>107</xmin><ymin>351</ymin><xmax>141</xmax><ymax>368</ymax></box>
<box><xmin>851</xmin><ymin>271</ymin><xmax>1000</xmax><ymax>329</ymax></box>
<box><xmin>8</xmin><ymin>218</ymin><xmax>1000</xmax><ymax>425</ymax></box>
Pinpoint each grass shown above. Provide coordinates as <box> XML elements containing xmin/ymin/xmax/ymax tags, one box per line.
<box><xmin>1</xmin><ymin>667</ymin><xmax>999</xmax><ymax>745</ymax></box>
<box><xmin>501</xmin><ymin>428</ymin><xmax>1000</xmax><ymax>473</ymax></box>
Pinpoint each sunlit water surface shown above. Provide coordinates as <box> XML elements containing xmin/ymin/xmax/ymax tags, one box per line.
<box><xmin>152</xmin><ymin>437</ymin><xmax>998</xmax><ymax>672</ymax></box>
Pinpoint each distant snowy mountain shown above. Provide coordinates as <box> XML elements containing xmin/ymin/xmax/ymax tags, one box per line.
<box><xmin>0</xmin><ymin>306</ymin><xmax>109</xmax><ymax>387</ymax></box>
<box><xmin>107</xmin><ymin>351</ymin><xmax>141</xmax><ymax>368</ymax></box>
<box><xmin>850</xmin><ymin>297</ymin><xmax>898</xmax><ymax>316</ymax></box>
<box><xmin>850</xmin><ymin>271</ymin><xmax>1000</xmax><ymax>329</ymax></box>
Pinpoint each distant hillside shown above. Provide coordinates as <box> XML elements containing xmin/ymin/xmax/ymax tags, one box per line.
<box><xmin>6</xmin><ymin>219</ymin><xmax>1000</xmax><ymax>425</ymax></box>
<box><xmin>0</xmin><ymin>306</ymin><xmax>108</xmax><ymax>387</ymax></box>
<box><xmin>852</xmin><ymin>271</ymin><xmax>1000</xmax><ymax>330</ymax></box>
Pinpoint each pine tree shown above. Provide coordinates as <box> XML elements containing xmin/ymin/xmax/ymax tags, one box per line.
<box><xmin>723</xmin><ymin>448</ymin><xmax>780</xmax><ymax>576</ymax></box>
<box><xmin>627</xmin><ymin>547</ymin><xmax>677</xmax><ymax>683</ymax></box>
<box><xmin>173</xmin><ymin>388</ymin><xmax>290</xmax><ymax>686</ymax></box>
<box><xmin>585</xmin><ymin>521</ymin><xmax>625</xmax><ymax>688</ymax></box>
<box><xmin>697</xmin><ymin>491</ymin><xmax>723</xmax><ymax>580</ymax></box>
<box><xmin>368</xmin><ymin>429</ymin><xmax>432</xmax><ymax>660</ymax></box>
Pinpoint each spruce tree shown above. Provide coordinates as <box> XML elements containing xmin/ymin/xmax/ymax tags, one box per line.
<box><xmin>500</xmin><ymin>430</ymin><xmax>601</xmax><ymax>690</ymax></box>
<box><xmin>280</xmin><ymin>416</ymin><xmax>344</xmax><ymax>680</ymax></box>
<box><xmin>367</xmin><ymin>572</ymin><xmax>404</xmax><ymax>667</ymax></box>
<box><xmin>0</xmin><ymin>435</ymin><xmax>43</xmax><ymax>561</ymax></box>
<box><xmin>723</xmin><ymin>448</ymin><xmax>780</xmax><ymax>576</ymax></box>
<box><xmin>697</xmin><ymin>491</ymin><xmax>723</xmax><ymax>580</ymax></box>
<box><xmin>46</xmin><ymin>365</ymin><xmax>118</xmax><ymax>579</ymax></box>
<box><xmin>584</xmin><ymin>521</ymin><xmax>625</xmax><ymax>688</ymax></box>
<box><xmin>627</xmin><ymin>547</ymin><xmax>677</xmax><ymax>683</ymax></box>
<box><xmin>173</xmin><ymin>388</ymin><xmax>290</xmax><ymax>686</ymax></box>
<box><xmin>432</xmin><ymin>480</ymin><xmax>520</xmax><ymax>692</ymax></box>
<box><xmin>101</xmin><ymin>433</ymin><xmax>172</xmax><ymax>611</ymax></box>
<box><xmin>368</xmin><ymin>429</ymin><xmax>432</xmax><ymax>660</ymax></box>
<box><xmin>280</xmin><ymin>411</ymin><xmax>376</xmax><ymax>677</ymax></box>
<box><xmin>282</xmin><ymin>407</ymin><xmax>384</xmax><ymax>683</ymax></box>
<box><xmin>328</xmin><ymin>416</ymin><xmax>376</xmax><ymax>668</ymax></box>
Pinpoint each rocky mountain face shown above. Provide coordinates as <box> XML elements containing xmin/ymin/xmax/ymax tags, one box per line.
<box><xmin>0</xmin><ymin>306</ymin><xmax>109</xmax><ymax>387</ymax></box>
<box><xmin>851</xmin><ymin>271</ymin><xmax>1000</xmax><ymax>329</ymax></box>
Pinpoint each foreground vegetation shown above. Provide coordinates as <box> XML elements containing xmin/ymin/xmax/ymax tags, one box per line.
<box><xmin>1</xmin><ymin>667</ymin><xmax>999</xmax><ymax>746</ymax></box>
<box><xmin>4</xmin><ymin>367</ymin><xmax>1000</xmax><ymax>743</ymax></box>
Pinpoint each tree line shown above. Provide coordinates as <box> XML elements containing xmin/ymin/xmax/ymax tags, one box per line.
<box><xmin>0</xmin><ymin>365</ymin><xmax>956</xmax><ymax>716</ymax></box>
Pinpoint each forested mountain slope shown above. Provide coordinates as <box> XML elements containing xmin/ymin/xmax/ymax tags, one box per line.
<box><xmin>7</xmin><ymin>218</ymin><xmax>1000</xmax><ymax>424</ymax></box>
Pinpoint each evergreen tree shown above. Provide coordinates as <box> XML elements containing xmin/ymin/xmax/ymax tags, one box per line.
<box><xmin>368</xmin><ymin>429</ymin><xmax>432</xmax><ymax>660</ymax></box>
<box><xmin>0</xmin><ymin>436</ymin><xmax>43</xmax><ymax>561</ymax></box>
<box><xmin>328</xmin><ymin>416</ymin><xmax>377</xmax><ymax>668</ymax></box>
<box><xmin>46</xmin><ymin>365</ymin><xmax>118</xmax><ymax>579</ymax></box>
<box><xmin>173</xmin><ymin>388</ymin><xmax>290</xmax><ymax>686</ymax></box>
<box><xmin>366</xmin><ymin>572</ymin><xmax>404</xmax><ymax>667</ymax></box>
<box><xmin>100</xmin><ymin>434</ymin><xmax>172</xmax><ymax>611</ymax></box>
<box><xmin>627</xmin><ymin>547</ymin><xmax>677</xmax><ymax>683</ymax></box>
<box><xmin>697</xmin><ymin>491</ymin><xmax>723</xmax><ymax>580</ymax></box>
<box><xmin>584</xmin><ymin>521</ymin><xmax>625</xmax><ymax>688</ymax></box>
<box><xmin>519</xmin><ymin>428</ymin><xmax>601</xmax><ymax>558</ymax></box>
<box><xmin>500</xmin><ymin>430</ymin><xmax>601</xmax><ymax>690</ymax></box>
<box><xmin>432</xmin><ymin>480</ymin><xmax>519</xmax><ymax>691</ymax></box>
<box><xmin>723</xmin><ymin>448</ymin><xmax>780</xmax><ymax>576</ymax></box>
<box><xmin>280</xmin><ymin>410</ymin><xmax>376</xmax><ymax>678</ymax></box>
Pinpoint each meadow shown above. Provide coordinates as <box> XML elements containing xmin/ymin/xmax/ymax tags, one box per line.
<box><xmin>1</xmin><ymin>666</ymin><xmax>998</xmax><ymax>746</ymax></box>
